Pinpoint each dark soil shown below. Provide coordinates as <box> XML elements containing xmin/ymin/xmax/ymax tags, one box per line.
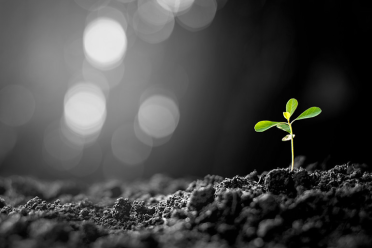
<box><xmin>1</xmin><ymin>163</ymin><xmax>372</xmax><ymax>248</ymax></box>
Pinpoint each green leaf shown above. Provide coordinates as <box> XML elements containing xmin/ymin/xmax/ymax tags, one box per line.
<box><xmin>283</xmin><ymin>112</ymin><xmax>291</xmax><ymax>120</ymax></box>
<box><xmin>294</xmin><ymin>107</ymin><xmax>322</xmax><ymax>121</ymax></box>
<box><xmin>286</xmin><ymin>98</ymin><xmax>298</xmax><ymax>116</ymax></box>
<box><xmin>254</xmin><ymin>121</ymin><xmax>282</xmax><ymax>132</ymax></box>
<box><xmin>282</xmin><ymin>134</ymin><xmax>295</xmax><ymax>141</ymax></box>
<box><xmin>277</xmin><ymin>123</ymin><xmax>291</xmax><ymax>133</ymax></box>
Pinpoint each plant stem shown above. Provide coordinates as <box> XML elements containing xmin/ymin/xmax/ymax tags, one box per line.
<box><xmin>288</xmin><ymin>121</ymin><xmax>294</xmax><ymax>171</ymax></box>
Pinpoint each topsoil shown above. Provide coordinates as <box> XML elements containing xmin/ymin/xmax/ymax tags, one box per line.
<box><xmin>1</xmin><ymin>163</ymin><xmax>372</xmax><ymax>248</ymax></box>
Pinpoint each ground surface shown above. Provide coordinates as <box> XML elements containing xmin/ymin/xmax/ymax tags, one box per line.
<box><xmin>1</xmin><ymin>163</ymin><xmax>372</xmax><ymax>248</ymax></box>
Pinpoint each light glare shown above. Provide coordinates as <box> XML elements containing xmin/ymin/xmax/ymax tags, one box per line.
<box><xmin>133</xmin><ymin>1</ymin><xmax>176</xmax><ymax>43</ymax></box>
<box><xmin>177</xmin><ymin>0</ymin><xmax>217</xmax><ymax>31</ymax></box>
<box><xmin>64</xmin><ymin>83</ymin><xmax>106</xmax><ymax>138</ymax></box>
<box><xmin>156</xmin><ymin>0</ymin><xmax>195</xmax><ymax>14</ymax></box>
<box><xmin>84</xmin><ymin>18</ymin><xmax>127</xmax><ymax>69</ymax></box>
<box><xmin>138</xmin><ymin>95</ymin><xmax>180</xmax><ymax>139</ymax></box>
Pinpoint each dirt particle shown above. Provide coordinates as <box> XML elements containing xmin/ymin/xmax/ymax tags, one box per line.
<box><xmin>187</xmin><ymin>185</ymin><xmax>215</xmax><ymax>211</ymax></box>
<box><xmin>111</xmin><ymin>197</ymin><xmax>131</xmax><ymax>220</ymax></box>
<box><xmin>257</xmin><ymin>216</ymin><xmax>283</xmax><ymax>238</ymax></box>
<box><xmin>264</xmin><ymin>168</ymin><xmax>295</xmax><ymax>195</ymax></box>
<box><xmin>0</xmin><ymin>197</ymin><xmax>6</xmax><ymax>208</ymax></box>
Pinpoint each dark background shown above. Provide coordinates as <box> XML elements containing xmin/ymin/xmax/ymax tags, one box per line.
<box><xmin>0</xmin><ymin>0</ymin><xmax>371</xmax><ymax>182</ymax></box>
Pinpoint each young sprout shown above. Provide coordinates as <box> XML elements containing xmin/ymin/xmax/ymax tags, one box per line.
<box><xmin>254</xmin><ymin>98</ymin><xmax>322</xmax><ymax>171</ymax></box>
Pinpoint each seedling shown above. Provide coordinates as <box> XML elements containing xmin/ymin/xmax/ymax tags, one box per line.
<box><xmin>254</xmin><ymin>98</ymin><xmax>321</xmax><ymax>171</ymax></box>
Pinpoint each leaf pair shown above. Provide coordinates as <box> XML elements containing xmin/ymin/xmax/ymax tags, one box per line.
<box><xmin>254</xmin><ymin>98</ymin><xmax>322</xmax><ymax>170</ymax></box>
<box><xmin>254</xmin><ymin>98</ymin><xmax>321</xmax><ymax>133</ymax></box>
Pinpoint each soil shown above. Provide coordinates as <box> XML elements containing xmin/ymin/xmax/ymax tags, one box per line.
<box><xmin>1</xmin><ymin>163</ymin><xmax>372</xmax><ymax>248</ymax></box>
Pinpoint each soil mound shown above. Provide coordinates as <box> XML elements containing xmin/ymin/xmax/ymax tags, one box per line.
<box><xmin>1</xmin><ymin>164</ymin><xmax>372</xmax><ymax>248</ymax></box>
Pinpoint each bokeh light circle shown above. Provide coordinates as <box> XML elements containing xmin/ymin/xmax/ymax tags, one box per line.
<box><xmin>134</xmin><ymin>116</ymin><xmax>172</xmax><ymax>147</ymax></box>
<box><xmin>0</xmin><ymin>85</ymin><xmax>36</xmax><ymax>127</ymax></box>
<box><xmin>138</xmin><ymin>0</ymin><xmax>173</xmax><ymax>27</ymax></box>
<box><xmin>138</xmin><ymin>94</ymin><xmax>180</xmax><ymax>139</ymax></box>
<box><xmin>156</xmin><ymin>0</ymin><xmax>195</xmax><ymax>15</ymax></box>
<box><xmin>61</xmin><ymin>116</ymin><xmax>101</xmax><ymax>147</ymax></box>
<box><xmin>133</xmin><ymin>0</ymin><xmax>176</xmax><ymax>44</ymax></box>
<box><xmin>176</xmin><ymin>0</ymin><xmax>217</xmax><ymax>31</ymax></box>
<box><xmin>135</xmin><ymin>14</ymin><xmax>175</xmax><ymax>44</ymax></box>
<box><xmin>64</xmin><ymin>83</ymin><xmax>107</xmax><ymax>138</ymax></box>
<box><xmin>83</xmin><ymin>18</ymin><xmax>127</xmax><ymax>70</ymax></box>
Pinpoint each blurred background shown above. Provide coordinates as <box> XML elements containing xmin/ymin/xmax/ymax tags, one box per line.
<box><xmin>0</xmin><ymin>0</ymin><xmax>371</xmax><ymax>182</ymax></box>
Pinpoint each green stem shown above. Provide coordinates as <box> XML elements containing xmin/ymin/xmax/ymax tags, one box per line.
<box><xmin>288</xmin><ymin>121</ymin><xmax>294</xmax><ymax>171</ymax></box>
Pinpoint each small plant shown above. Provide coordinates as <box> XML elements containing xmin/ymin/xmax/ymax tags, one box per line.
<box><xmin>254</xmin><ymin>98</ymin><xmax>322</xmax><ymax>171</ymax></box>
